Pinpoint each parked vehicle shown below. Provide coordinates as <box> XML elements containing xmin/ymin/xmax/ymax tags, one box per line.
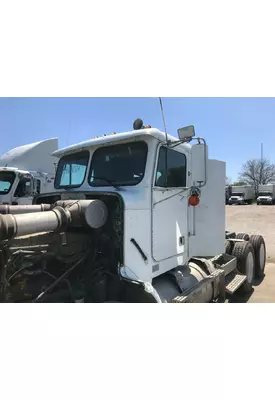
<box><xmin>225</xmin><ymin>185</ymin><xmax>232</xmax><ymax>204</ymax></box>
<box><xmin>228</xmin><ymin>185</ymin><xmax>254</xmax><ymax>205</ymax></box>
<box><xmin>257</xmin><ymin>184</ymin><xmax>275</xmax><ymax>205</ymax></box>
<box><xmin>0</xmin><ymin>138</ymin><xmax>58</xmax><ymax>206</ymax></box>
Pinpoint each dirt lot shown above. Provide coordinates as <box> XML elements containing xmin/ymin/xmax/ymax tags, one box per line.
<box><xmin>226</xmin><ymin>204</ymin><xmax>275</xmax><ymax>302</ymax></box>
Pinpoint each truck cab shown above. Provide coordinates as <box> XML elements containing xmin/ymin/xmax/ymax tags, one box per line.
<box><xmin>257</xmin><ymin>191</ymin><xmax>273</xmax><ymax>205</ymax></box>
<box><xmin>229</xmin><ymin>191</ymin><xmax>245</xmax><ymax>205</ymax></box>
<box><xmin>257</xmin><ymin>184</ymin><xmax>275</xmax><ymax>205</ymax></box>
<box><xmin>0</xmin><ymin>120</ymin><xmax>266</xmax><ymax>303</ymax></box>
<box><xmin>0</xmin><ymin>138</ymin><xmax>58</xmax><ymax>205</ymax></box>
<box><xmin>0</xmin><ymin>167</ymin><xmax>44</xmax><ymax>205</ymax></box>
<box><xmin>33</xmin><ymin>122</ymin><xmax>225</xmax><ymax>283</ymax></box>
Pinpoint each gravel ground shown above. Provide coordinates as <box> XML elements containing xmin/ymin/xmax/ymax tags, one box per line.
<box><xmin>226</xmin><ymin>204</ymin><xmax>275</xmax><ymax>302</ymax></box>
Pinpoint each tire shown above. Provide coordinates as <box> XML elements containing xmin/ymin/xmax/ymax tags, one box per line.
<box><xmin>249</xmin><ymin>235</ymin><xmax>266</xmax><ymax>278</ymax></box>
<box><xmin>232</xmin><ymin>241</ymin><xmax>255</xmax><ymax>293</ymax></box>
<box><xmin>225</xmin><ymin>240</ymin><xmax>234</xmax><ymax>255</ymax></box>
<box><xmin>225</xmin><ymin>231</ymin><xmax>236</xmax><ymax>239</ymax></box>
<box><xmin>236</xmin><ymin>233</ymin><xmax>250</xmax><ymax>241</ymax></box>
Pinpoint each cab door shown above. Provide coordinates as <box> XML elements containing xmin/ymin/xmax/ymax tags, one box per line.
<box><xmin>152</xmin><ymin>145</ymin><xmax>189</xmax><ymax>263</ymax></box>
<box><xmin>13</xmin><ymin>175</ymin><xmax>34</xmax><ymax>205</ymax></box>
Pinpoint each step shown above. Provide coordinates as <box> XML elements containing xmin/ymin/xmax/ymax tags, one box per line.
<box><xmin>225</xmin><ymin>271</ymin><xmax>246</xmax><ymax>295</ymax></box>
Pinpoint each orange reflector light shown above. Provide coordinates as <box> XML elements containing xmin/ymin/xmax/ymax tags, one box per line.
<box><xmin>144</xmin><ymin>125</ymin><xmax>152</xmax><ymax>128</ymax></box>
<box><xmin>189</xmin><ymin>194</ymin><xmax>200</xmax><ymax>206</ymax></box>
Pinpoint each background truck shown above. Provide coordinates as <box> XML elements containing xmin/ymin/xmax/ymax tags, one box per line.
<box><xmin>0</xmin><ymin>138</ymin><xmax>58</xmax><ymax>206</ymax></box>
<box><xmin>0</xmin><ymin>120</ymin><xmax>266</xmax><ymax>303</ymax></box>
<box><xmin>257</xmin><ymin>184</ymin><xmax>275</xmax><ymax>205</ymax></box>
<box><xmin>225</xmin><ymin>185</ymin><xmax>232</xmax><ymax>204</ymax></box>
<box><xmin>228</xmin><ymin>185</ymin><xmax>254</xmax><ymax>205</ymax></box>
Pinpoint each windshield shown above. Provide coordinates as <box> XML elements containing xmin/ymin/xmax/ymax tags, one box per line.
<box><xmin>258</xmin><ymin>192</ymin><xmax>272</xmax><ymax>196</ymax></box>
<box><xmin>89</xmin><ymin>141</ymin><xmax>148</xmax><ymax>187</ymax></box>
<box><xmin>232</xmin><ymin>192</ymin><xmax>243</xmax><ymax>197</ymax></box>
<box><xmin>0</xmin><ymin>171</ymin><xmax>16</xmax><ymax>194</ymax></box>
<box><xmin>55</xmin><ymin>151</ymin><xmax>90</xmax><ymax>188</ymax></box>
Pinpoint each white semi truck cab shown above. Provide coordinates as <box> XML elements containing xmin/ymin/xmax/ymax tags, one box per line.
<box><xmin>0</xmin><ymin>138</ymin><xmax>58</xmax><ymax>206</ymax></box>
<box><xmin>257</xmin><ymin>184</ymin><xmax>275</xmax><ymax>205</ymax></box>
<box><xmin>0</xmin><ymin>120</ymin><xmax>267</xmax><ymax>303</ymax></box>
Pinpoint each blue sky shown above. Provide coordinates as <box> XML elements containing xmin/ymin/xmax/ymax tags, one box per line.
<box><xmin>0</xmin><ymin>97</ymin><xmax>274</xmax><ymax>180</ymax></box>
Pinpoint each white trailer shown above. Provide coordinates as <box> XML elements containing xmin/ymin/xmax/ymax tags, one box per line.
<box><xmin>257</xmin><ymin>184</ymin><xmax>275</xmax><ymax>205</ymax></box>
<box><xmin>0</xmin><ymin>138</ymin><xmax>58</xmax><ymax>206</ymax></box>
<box><xmin>229</xmin><ymin>185</ymin><xmax>254</xmax><ymax>205</ymax></box>
<box><xmin>0</xmin><ymin>120</ymin><xmax>266</xmax><ymax>303</ymax></box>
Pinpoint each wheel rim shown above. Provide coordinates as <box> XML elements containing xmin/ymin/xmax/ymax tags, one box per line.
<box><xmin>246</xmin><ymin>252</ymin><xmax>254</xmax><ymax>284</ymax></box>
<box><xmin>259</xmin><ymin>243</ymin><xmax>265</xmax><ymax>271</ymax></box>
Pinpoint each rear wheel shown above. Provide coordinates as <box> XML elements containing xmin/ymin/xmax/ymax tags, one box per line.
<box><xmin>225</xmin><ymin>240</ymin><xmax>234</xmax><ymax>255</ymax></box>
<box><xmin>249</xmin><ymin>235</ymin><xmax>266</xmax><ymax>278</ymax></box>
<box><xmin>236</xmin><ymin>233</ymin><xmax>250</xmax><ymax>241</ymax></box>
<box><xmin>232</xmin><ymin>241</ymin><xmax>255</xmax><ymax>293</ymax></box>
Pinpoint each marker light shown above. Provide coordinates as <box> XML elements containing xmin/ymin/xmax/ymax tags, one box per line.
<box><xmin>144</xmin><ymin>125</ymin><xmax>151</xmax><ymax>128</ymax></box>
<box><xmin>133</xmin><ymin>119</ymin><xmax>143</xmax><ymax>130</ymax></box>
<box><xmin>188</xmin><ymin>194</ymin><xmax>200</xmax><ymax>207</ymax></box>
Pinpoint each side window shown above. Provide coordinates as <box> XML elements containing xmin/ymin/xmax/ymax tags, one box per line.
<box><xmin>155</xmin><ymin>147</ymin><xmax>187</xmax><ymax>187</ymax></box>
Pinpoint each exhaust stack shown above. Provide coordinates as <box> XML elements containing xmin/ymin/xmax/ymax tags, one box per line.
<box><xmin>0</xmin><ymin>204</ymin><xmax>51</xmax><ymax>215</ymax></box>
<box><xmin>0</xmin><ymin>200</ymin><xmax>108</xmax><ymax>241</ymax></box>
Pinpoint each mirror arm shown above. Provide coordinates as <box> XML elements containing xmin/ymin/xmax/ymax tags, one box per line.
<box><xmin>168</xmin><ymin>137</ymin><xmax>207</xmax><ymax>148</ymax></box>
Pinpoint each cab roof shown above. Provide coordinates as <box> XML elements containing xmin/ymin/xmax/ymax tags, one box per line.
<box><xmin>53</xmin><ymin>128</ymin><xmax>190</xmax><ymax>158</ymax></box>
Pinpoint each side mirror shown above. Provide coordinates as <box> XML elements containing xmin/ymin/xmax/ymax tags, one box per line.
<box><xmin>191</xmin><ymin>142</ymin><xmax>208</xmax><ymax>187</ymax></box>
<box><xmin>177</xmin><ymin>125</ymin><xmax>195</xmax><ymax>141</ymax></box>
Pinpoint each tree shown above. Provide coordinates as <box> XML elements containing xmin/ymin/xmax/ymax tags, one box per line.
<box><xmin>239</xmin><ymin>158</ymin><xmax>275</xmax><ymax>193</ymax></box>
<box><xmin>232</xmin><ymin>180</ymin><xmax>247</xmax><ymax>186</ymax></box>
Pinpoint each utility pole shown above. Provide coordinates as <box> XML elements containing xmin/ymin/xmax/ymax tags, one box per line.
<box><xmin>259</xmin><ymin>142</ymin><xmax>264</xmax><ymax>186</ymax></box>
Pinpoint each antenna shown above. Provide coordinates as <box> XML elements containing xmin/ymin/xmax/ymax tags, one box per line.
<box><xmin>66</xmin><ymin>118</ymin><xmax>72</xmax><ymax>147</ymax></box>
<box><xmin>261</xmin><ymin>142</ymin><xmax>263</xmax><ymax>162</ymax></box>
<box><xmin>159</xmin><ymin>97</ymin><xmax>168</xmax><ymax>145</ymax></box>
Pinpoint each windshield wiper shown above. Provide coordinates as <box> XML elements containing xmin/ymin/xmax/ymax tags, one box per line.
<box><xmin>91</xmin><ymin>176</ymin><xmax>121</xmax><ymax>190</ymax></box>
